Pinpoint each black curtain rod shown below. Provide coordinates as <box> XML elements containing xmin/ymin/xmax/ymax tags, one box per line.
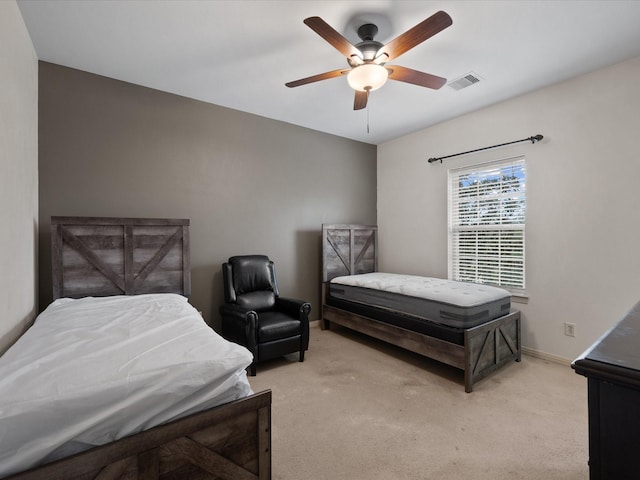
<box><xmin>428</xmin><ymin>134</ymin><xmax>543</xmax><ymax>164</ymax></box>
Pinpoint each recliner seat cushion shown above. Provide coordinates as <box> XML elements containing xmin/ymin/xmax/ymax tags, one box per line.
<box><xmin>257</xmin><ymin>311</ymin><xmax>302</xmax><ymax>342</ymax></box>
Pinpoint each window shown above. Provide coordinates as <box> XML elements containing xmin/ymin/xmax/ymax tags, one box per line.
<box><xmin>448</xmin><ymin>156</ymin><xmax>526</xmax><ymax>294</ymax></box>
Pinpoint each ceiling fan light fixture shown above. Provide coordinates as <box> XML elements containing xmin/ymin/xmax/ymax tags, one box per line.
<box><xmin>347</xmin><ymin>64</ymin><xmax>389</xmax><ymax>92</ymax></box>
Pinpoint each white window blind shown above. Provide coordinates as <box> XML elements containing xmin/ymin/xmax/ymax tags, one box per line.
<box><xmin>448</xmin><ymin>157</ymin><xmax>526</xmax><ymax>294</ymax></box>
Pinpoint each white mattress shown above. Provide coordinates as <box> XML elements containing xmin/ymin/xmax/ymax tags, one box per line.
<box><xmin>329</xmin><ymin>272</ymin><xmax>511</xmax><ymax>328</ymax></box>
<box><xmin>331</xmin><ymin>273</ymin><xmax>509</xmax><ymax>306</ymax></box>
<box><xmin>0</xmin><ymin>293</ymin><xmax>253</xmax><ymax>477</ymax></box>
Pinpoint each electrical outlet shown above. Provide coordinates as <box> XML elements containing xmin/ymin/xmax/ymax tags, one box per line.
<box><xmin>564</xmin><ymin>322</ymin><xmax>576</xmax><ymax>337</ymax></box>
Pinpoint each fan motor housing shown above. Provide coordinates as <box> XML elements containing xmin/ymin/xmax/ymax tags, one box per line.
<box><xmin>349</xmin><ymin>23</ymin><xmax>384</xmax><ymax>65</ymax></box>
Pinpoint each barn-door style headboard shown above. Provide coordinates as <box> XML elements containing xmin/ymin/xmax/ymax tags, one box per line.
<box><xmin>322</xmin><ymin>224</ymin><xmax>378</xmax><ymax>282</ymax></box>
<box><xmin>51</xmin><ymin>216</ymin><xmax>191</xmax><ymax>299</ymax></box>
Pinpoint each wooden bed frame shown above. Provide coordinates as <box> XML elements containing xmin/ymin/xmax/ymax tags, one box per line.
<box><xmin>321</xmin><ymin>224</ymin><xmax>521</xmax><ymax>393</ymax></box>
<box><xmin>5</xmin><ymin>217</ymin><xmax>272</xmax><ymax>480</ymax></box>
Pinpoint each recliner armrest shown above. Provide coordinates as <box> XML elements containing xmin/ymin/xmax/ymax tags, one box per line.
<box><xmin>220</xmin><ymin>302</ymin><xmax>258</xmax><ymax>320</ymax></box>
<box><xmin>219</xmin><ymin>303</ymin><xmax>259</xmax><ymax>354</ymax></box>
<box><xmin>276</xmin><ymin>297</ymin><xmax>312</xmax><ymax>352</ymax></box>
<box><xmin>276</xmin><ymin>297</ymin><xmax>311</xmax><ymax>320</ymax></box>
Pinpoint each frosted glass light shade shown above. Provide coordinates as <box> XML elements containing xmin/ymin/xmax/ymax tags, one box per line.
<box><xmin>347</xmin><ymin>64</ymin><xmax>389</xmax><ymax>92</ymax></box>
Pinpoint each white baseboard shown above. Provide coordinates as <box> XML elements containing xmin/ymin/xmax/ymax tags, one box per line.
<box><xmin>522</xmin><ymin>346</ymin><xmax>572</xmax><ymax>366</ymax></box>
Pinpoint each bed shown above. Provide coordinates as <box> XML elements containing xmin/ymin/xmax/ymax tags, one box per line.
<box><xmin>321</xmin><ymin>224</ymin><xmax>521</xmax><ymax>393</ymax></box>
<box><xmin>0</xmin><ymin>217</ymin><xmax>271</xmax><ymax>480</ymax></box>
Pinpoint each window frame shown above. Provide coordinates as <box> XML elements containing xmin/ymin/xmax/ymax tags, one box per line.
<box><xmin>447</xmin><ymin>156</ymin><xmax>526</xmax><ymax>296</ymax></box>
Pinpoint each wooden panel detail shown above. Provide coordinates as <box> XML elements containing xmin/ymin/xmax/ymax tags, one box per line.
<box><xmin>5</xmin><ymin>390</ymin><xmax>272</xmax><ymax>480</ymax></box>
<box><xmin>323</xmin><ymin>304</ymin><xmax>466</xmax><ymax>369</ymax></box>
<box><xmin>323</xmin><ymin>295</ymin><xmax>520</xmax><ymax>393</ymax></box>
<box><xmin>322</xmin><ymin>224</ymin><xmax>377</xmax><ymax>282</ymax></box>
<box><xmin>51</xmin><ymin>217</ymin><xmax>190</xmax><ymax>299</ymax></box>
<box><xmin>92</xmin><ymin>457</ymin><xmax>134</xmax><ymax>480</ymax></box>
<box><xmin>464</xmin><ymin>312</ymin><xmax>521</xmax><ymax>392</ymax></box>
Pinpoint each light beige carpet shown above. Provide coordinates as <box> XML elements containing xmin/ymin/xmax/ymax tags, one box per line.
<box><xmin>249</xmin><ymin>322</ymin><xmax>589</xmax><ymax>480</ymax></box>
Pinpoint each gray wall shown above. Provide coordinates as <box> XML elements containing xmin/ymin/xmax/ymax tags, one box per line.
<box><xmin>38</xmin><ymin>62</ymin><xmax>377</xmax><ymax>327</ymax></box>
<box><xmin>378</xmin><ymin>55</ymin><xmax>640</xmax><ymax>362</ymax></box>
<box><xmin>0</xmin><ymin>1</ymin><xmax>39</xmax><ymax>354</ymax></box>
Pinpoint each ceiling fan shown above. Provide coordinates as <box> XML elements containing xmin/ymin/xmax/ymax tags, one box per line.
<box><xmin>285</xmin><ymin>11</ymin><xmax>453</xmax><ymax>110</ymax></box>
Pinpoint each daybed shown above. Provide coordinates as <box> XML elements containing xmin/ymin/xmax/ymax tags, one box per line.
<box><xmin>0</xmin><ymin>217</ymin><xmax>271</xmax><ymax>480</ymax></box>
<box><xmin>321</xmin><ymin>224</ymin><xmax>521</xmax><ymax>393</ymax></box>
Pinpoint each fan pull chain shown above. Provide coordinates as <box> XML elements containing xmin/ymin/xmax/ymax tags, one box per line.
<box><xmin>366</xmin><ymin>90</ymin><xmax>370</xmax><ymax>134</ymax></box>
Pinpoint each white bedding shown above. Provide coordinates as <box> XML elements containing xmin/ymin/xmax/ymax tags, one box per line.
<box><xmin>0</xmin><ymin>293</ymin><xmax>253</xmax><ymax>477</ymax></box>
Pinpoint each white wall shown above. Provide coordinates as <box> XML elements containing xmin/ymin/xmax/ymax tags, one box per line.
<box><xmin>378</xmin><ymin>55</ymin><xmax>640</xmax><ymax>362</ymax></box>
<box><xmin>0</xmin><ymin>1</ymin><xmax>39</xmax><ymax>353</ymax></box>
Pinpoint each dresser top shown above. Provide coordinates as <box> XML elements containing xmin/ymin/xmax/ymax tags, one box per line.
<box><xmin>572</xmin><ymin>301</ymin><xmax>640</xmax><ymax>386</ymax></box>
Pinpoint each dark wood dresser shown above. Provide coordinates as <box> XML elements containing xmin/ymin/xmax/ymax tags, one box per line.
<box><xmin>572</xmin><ymin>301</ymin><xmax>640</xmax><ymax>480</ymax></box>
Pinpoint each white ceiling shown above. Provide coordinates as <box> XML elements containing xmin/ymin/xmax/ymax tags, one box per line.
<box><xmin>17</xmin><ymin>0</ymin><xmax>640</xmax><ymax>145</ymax></box>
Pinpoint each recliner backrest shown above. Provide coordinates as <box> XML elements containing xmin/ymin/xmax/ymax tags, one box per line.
<box><xmin>224</xmin><ymin>255</ymin><xmax>280</xmax><ymax>311</ymax></box>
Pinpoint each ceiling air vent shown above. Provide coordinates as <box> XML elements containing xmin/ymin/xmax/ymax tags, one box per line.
<box><xmin>448</xmin><ymin>72</ymin><xmax>481</xmax><ymax>91</ymax></box>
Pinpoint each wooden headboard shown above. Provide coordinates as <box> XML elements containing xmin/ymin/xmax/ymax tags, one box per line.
<box><xmin>322</xmin><ymin>224</ymin><xmax>378</xmax><ymax>282</ymax></box>
<box><xmin>51</xmin><ymin>216</ymin><xmax>190</xmax><ymax>300</ymax></box>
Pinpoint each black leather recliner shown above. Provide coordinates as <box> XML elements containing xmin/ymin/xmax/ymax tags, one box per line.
<box><xmin>219</xmin><ymin>255</ymin><xmax>311</xmax><ymax>375</ymax></box>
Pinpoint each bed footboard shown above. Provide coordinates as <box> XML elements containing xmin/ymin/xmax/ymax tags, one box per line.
<box><xmin>5</xmin><ymin>390</ymin><xmax>272</xmax><ymax>480</ymax></box>
<box><xmin>323</xmin><ymin>300</ymin><xmax>520</xmax><ymax>393</ymax></box>
<box><xmin>464</xmin><ymin>311</ymin><xmax>521</xmax><ymax>393</ymax></box>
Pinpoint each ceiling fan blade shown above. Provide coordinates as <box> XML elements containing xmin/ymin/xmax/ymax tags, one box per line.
<box><xmin>286</xmin><ymin>68</ymin><xmax>349</xmax><ymax>88</ymax></box>
<box><xmin>376</xmin><ymin>11</ymin><xmax>452</xmax><ymax>63</ymax></box>
<box><xmin>387</xmin><ymin>65</ymin><xmax>447</xmax><ymax>89</ymax></box>
<box><xmin>353</xmin><ymin>91</ymin><xmax>368</xmax><ymax>110</ymax></box>
<box><xmin>304</xmin><ymin>17</ymin><xmax>362</xmax><ymax>60</ymax></box>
